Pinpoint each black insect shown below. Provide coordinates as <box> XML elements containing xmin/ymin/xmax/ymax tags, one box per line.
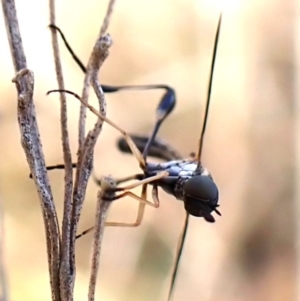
<box><xmin>48</xmin><ymin>14</ymin><xmax>222</xmax><ymax>301</ymax></box>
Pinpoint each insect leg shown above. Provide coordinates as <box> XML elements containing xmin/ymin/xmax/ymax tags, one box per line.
<box><xmin>76</xmin><ymin>181</ymin><xmax>158</xmax><ymax>238</ymax></box>
<box><xmin>47</xmin><ymin>89</ymin><xmax>147</xmax><ymax>169</ymax></box>
<box><xmin>49</xmin><ymin>24</ymin><xmax>86</xmax><ymax>73</ymax></box>
<box><xmin>29</xmin><ymin>163</ymin><xmax>77</xmax><ymax>178</ymax></box>
<box><xmin>114</xmin><ymin>171</ymin><xmax>168</xmax><ymax>192</ymax></box>
<box><xmin>93</xmin><ymin>134</ymin><xmax>182</xmax><ymax>186</ymax></box>
<box><xmin>50</xmin><ymin>24</ymin><xmax>177</xmax><ymax>160</ymax></box>
<box><xmin>75</xmin><ymin>226</ymin><xmax>94</xmax><ymax>239</ymax></box>
<box><xmin>46</xmin><ymin>163</ymin><xmax>77</xmax><ymax>171</ymax></box>
<box><xmin>93</xmin><ymin>173</ymin><xmax>144</xmax><ymax>186</ymax></box>
<box><xmin>76</xmin><ymin>185</ymin><xmax>149</xmax><ymax>238</ymax></box>
<box><xmin>104</xmin><ymin>183</ymin><xmax>148</xmax><ymax>228</ymax></box>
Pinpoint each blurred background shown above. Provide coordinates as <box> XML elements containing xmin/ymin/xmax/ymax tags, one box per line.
<box><xmin>0</xmin><ymin>0</ymin><xmax>297</xmax><ymax>300</ymax></box>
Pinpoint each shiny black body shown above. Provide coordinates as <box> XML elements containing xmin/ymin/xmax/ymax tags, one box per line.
<box><xmin>141</xmin><ymin>159</ymin><xmax>220</xmax><ymax>222</ymax></box>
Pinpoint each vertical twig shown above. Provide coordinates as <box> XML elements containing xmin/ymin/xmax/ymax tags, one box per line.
<box><xmin>0</xmin><ymin>195</ymin><xmax>9</xmax><ymax>301</ymax></box>
<box><xmin>12</xmin><ymin>69</ymin><xmax>61</xmax><ymax>301</ymax></box>
<box><xmin>2</xmin><ymin>1</ymin><xmax>118</xmax><ymax>300</ymax></box>
<box><xmin>78</xmin><ymin>0</ymin><xmax>117</xmax><ymax>147</ymax></box>
<box><xmin>49</xmin><ymin>1</ymin><xmax>74</xmax><ymax>300</ymax></box>
<box><xmin>2</xmin><ymin>1</ymin><xmax>61</xmax><ymax>300</ymax></box>
<box><xmin>100</xmin><ymin>0</ymin><xmax>117</xmax><ymax>37</ymax></box>
<box><xmin>70</xmin><ymin>33</ymin><xmax>113</xmax><ymax>270</ymax></box>
<box><xmin>70</xmin><ymin>0</ymin><xmax>117</xmax><ymax>280</ymax></box>
<box><xmin>295</xmin><ymin>1</ymin><xmax>300</xmax><ymax>299</ymax></box>
<box><xmin>88</xmin><ymin>176</ymin><xmax>115</xmax><ymax>301</ymax></box>
<box><xmin>70</xmin><ymin>1</ymin><xmax>114</xmax><ymax>274</ymax></box>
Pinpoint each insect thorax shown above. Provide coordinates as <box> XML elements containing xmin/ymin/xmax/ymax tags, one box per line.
<box><xmin>146</xmin><ymin>160</ymin><xmax>211</xmax><ymax>200</ymax></box>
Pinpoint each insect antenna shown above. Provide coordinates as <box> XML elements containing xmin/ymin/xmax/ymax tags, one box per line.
<box><xmin>168</xmin><ymin>212</ymin><xmax>189</xmax><ymax>301</ymax></box>
<box><xmin>168</xmin><ymin>14</ymin><xmax>222</xmax><ymax>301</ymax></box>
<box><xmin>196</xmin><ymin>14</ymin><xmax>222</xmax><ymax>170</ymax></box>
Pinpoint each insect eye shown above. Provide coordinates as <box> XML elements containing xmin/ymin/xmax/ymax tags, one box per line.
<box><xmin>183</xmin><ymin>175</ymin><xmax>219</xmax><ymax>218</ymax></box>
<box><xmin>184</xmin><ymin>175</ymin><xmax>218</xmax><ymax>203</ymax></box>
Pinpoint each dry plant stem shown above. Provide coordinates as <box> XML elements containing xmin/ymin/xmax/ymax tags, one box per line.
<box><xmin>0</xmin><ymin>196</ymin><xmax>8</xmax><ymax>301</ymax></box>
<box><xmin>100</xmin><ymin>0</ymin><xmax>117</xmax><ymax>36</ymax></box>
<box><xmin>49</xmin><ymin>1</ymin><xmax>75</xmax><ymax>299</ymax></box>
<box><xmin>70</xmin><ymin>34</ymin><xmax>113</xmax><ymax>268</ymax></box>
<box><xmin>78</xmin><ymin>0</ymin><xmax>117</xmax><ymax>147</ymax></box>
<box><xmin>78</xmin><ymin>74</ymin><xmax>90</xmax><ymax>148</ymax></box>
<box><xmin>295</xmin><ymin>4</ymin><xmax>300</xmax><ymax>300</ymax></box>
<box><xmin>88</xmin><ymin>176</ymin><xmax>115</xmax><ymax>301</ymax></box>
<box><xmin>1</xmin><ymin>0</ymin><xmax>26</xmax><ymax>70</ymax></box>
<box><xmin>12</xmin><ymin>70</ymin><xmax>61</xmax><ymax>301</ymax></box>
<box><xmin>2</xmin><ymin>2</ymin><xmax>61</xmax><ymax>300</ymax></box>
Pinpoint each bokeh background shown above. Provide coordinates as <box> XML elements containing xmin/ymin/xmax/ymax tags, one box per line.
<box><xmin>0</xmin><ymin>0</ymin><xmax>297</xmax><ymax>300</ymax></box>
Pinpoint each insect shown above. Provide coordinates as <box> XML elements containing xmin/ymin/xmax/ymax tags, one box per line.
<box><xmin>48</xmin><ymin>14</ymin><xmax>222</xmax><ymax>301</ymax></box>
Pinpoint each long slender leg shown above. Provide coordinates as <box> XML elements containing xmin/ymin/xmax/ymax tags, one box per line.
<box><xmin>151</xmin><ymin>184</ymin><xmax>159</xmax><ymax>205</ymax></box>
<box><xmin>93</xmin><ymin>168</ymin><xmax>168</xmax><ymax>194</ymax></box>
<box><xmin>114</xmin><ymin>171</ymin><xmax>168</xmax><ymax>192</ymax></box>
<box><xmin>76</xmin><ymin>182</ymin><xmax>160</xmax><ymax>238</ymax></box>
<box><xmin>76</xmin><ymin>227</ymin><xmax>94</xmax><ymax>239</ymax></box>
<box><xmin>49</xmin><ymin>24</ymin><xmax>87</xmax><ymax>73</ymax></box>
<box><xmin>105</xmin><ymin>183</ymin><xmax>150</xmax><ymax>227</ymax></box>
<box><xmin>29</xmin><ymin>163</ymin><xmax>77</xmax><ymax>178</ymax></box>
<box><xmin>47</xmin><ymin>89</ymin><xmax>147</xmax><ymax>169</ymax></box>
<box><xmin>49</xmin><ymin>25</ymin><xmax>176</xmax><ymax>159</ymax></box>
<box><xmin>49</xmin><ymin>87</ymin><xmax>176</xmax><ymax>167</ymax></box>
<box><xmin>115</xmin><ymin>174</ymin><xmax>144</xmax><ymax>185</ymax></box>
<box><xmin>93</xmin><ymin>173</ymin><xmax>144</xmax><ymax>186</ymax></box>
<box><xmin>112</xmin><ymin>190</ymin><xmax>158</xmax><ymax>208</ymax></box>
<box><xmin>46</xmin><ymin>163</ymin><xmax>77</xmax><ymax>171</ymax></box>
<box><xmin>49</xmin><ymin>25</ymin><xmax>173</xmax><ymax>95</ymax></box>
<box><xmin>106</xmin><ymin>185</ymin><xmax>161</xmax><ymax>228</ymax></box>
